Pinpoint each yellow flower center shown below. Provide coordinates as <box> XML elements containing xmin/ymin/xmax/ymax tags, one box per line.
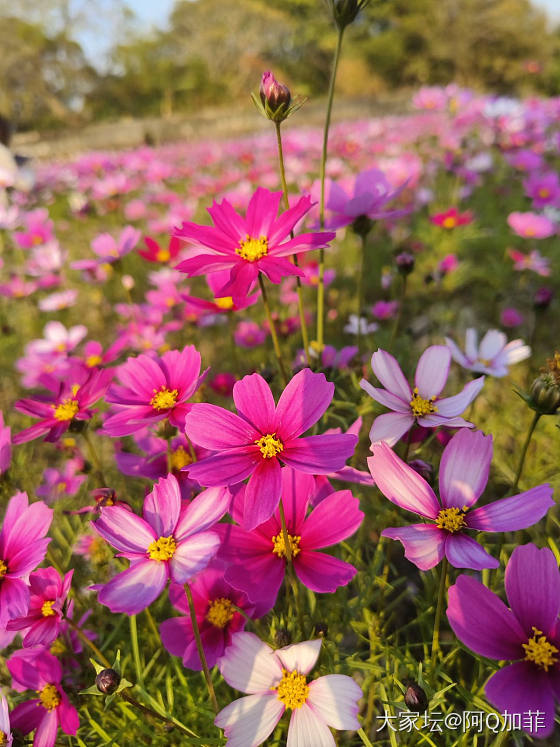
<box><xmin>236</xmin><ymin>235</ymin><xmax>268</xmax><ymax>262</ymax></box>
<box><xmin>86</xmin><ymin>354</ymin><xmax>103</xmax><ymax>367</ymax></box>
<box><xmin>256</xmin><ymin>433</ymin><xmax>284</xmax><ymax>459</ymax></box>
<box><xmin>538</xmin><ymin>188</ymin><xmax>550</xmax><ymax>199</ymax></box>
<box><xmin>524</xmin><ymin>227</ymin><xmax>536</xmax><ymax>237</ymax></box>
<box><xmin>38</xmin><ymin>683</ymin><xmax>61</xmax><ymax>711</ymax></box>
<box><xmin>409</xmin><ymin>387</ymin><xmax>438</xmax><ymax>417</ymax></box>
<box><xmin>147</xmin><ymin>535</ymin><xmax>176</xmax><ymax>561</ymax></box>
<box><xmin>435</xmin><ymin>506</ymin><xmax>468</xmax><ymax>533</ymax></box>
<box><xmin>156</xmin><ymin>249</ymin><xmax>171</xmax><ymax>262</ymax></box>
<box><xmin>478</xmin><ymin>358</ymin><xmax>491</xmax><ymax>367</ymax></box>
<box><xmin>0</xmin><ymin>559</ymin><xmax>7</xmax><ymax>578</ymax></box>
<box><xmin>150</xmin><ymin>387</ymin><xmax>179</xmax><ymax>411</ymax></box>
<box><xmin>50</xmin><ymin>638</ymin><xmax>66</xmax><ymax>656</ymax></box>
<box><xmin>272</xmin><ymin>533</ymin><xmax>301</xmax><ymax>559</ymax></box>
<box><xmin>522</xmin><ymin>627</ymin><xmax>559</xmax><ymax>671</ymax></box>
<box><xmin>32</xmin><ymin>234</ymin><xmax>44</xmax><ymax>246</ymax></box>
<box><xmin>41</xmin><ymin>600</ymin><xmax>56</xmax><ymax>617</ymax></box>
<box><xmin>0</xmin><ymin>731</ymin><xmax>7</xmax><ymax>746</ymax></box>
<box><xmin>169</xmin><ymin>446</ymin><xmax>193</xmax><ymax>471</ymax></box>
<box><xmin>214</xmin><ymin>296</ymin><xmax>234</xmax><ymax>310</ymax></box>
<box><xmin>206</xmin><ymin>597</ymin><xmax>235</xmax><ymax>629</ymax></box>
<box><xmin>442</xmin><ymin>216</ymin><xmax>457</xmax><ymax>229</ymax></box>
<box><xmin>273</xmin><ymin>669</ymin><xmax>309</xmax><ymax>710</ymax></box>
<box><xmin>53</xmin><ymin>398</ymin><xmax>79</xmax><ymax>421</ymax></box>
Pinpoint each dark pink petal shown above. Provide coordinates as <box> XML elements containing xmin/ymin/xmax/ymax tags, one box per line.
<box><xmin>446</xmin><ymin>575</ymin><xmax>527</xmax><ymax>659</ymax></box>
<box><xmin>258</xmin><ymin>255</ymin><xmax>305</xmax><ymax>284</ymax></box>
<box><xmin>207</xmin><ymin>199</ymin><xmax>247</xmax><ymax>242</ymax></box>
<box><xmin>12</xmin><ymin>422</ymin><xmax>54</xmax><ymax>444</ymax></box>
<box><xmin>0</xmin><ymin>578</ymin><xmax>29</xmax><ymax>627</ymax></box>
<box><xmin>370</xmin><ymin>349</ymin><xmax>412</xmax><ymax>401</ymax></box>
<box><xmin>174</xmin><ymin>221</ymin><xmax>234</xmax><ymax>253</ymax></box>
<box><xmin>186</xmin><ymin>449</ymin><xmax>259</xmax><ymax>487</ymax></box>
<box><xmin>275</xmin><ymin>369</ymin><xmax>334</xmax><ymax>441</ymax></box>
<box><xmin>7</xmin><ymin>538</ymin><xmax>51</xmax><ymax>578</ymax></box>
<box><xmin>281</xmin><ymin>434</ymin><xmax>357</xmax><ymax>474</ymax></box>
<box><xmin>170</xmin><ymin>532</ymin><xmax>221</xmax><ymax>583</ymax></box>
<box><xmin>439</xmin><ymin>430</ymin><xmax>492</xmax><ymax>509</ymax></box>
<box><xmin>143</xmin><ymin>474</ymin><xmax>181</xmax><ymax>537</ymax></box>
<box><xmin>233</xmin><ymin>374</ymin><xmax>276</xmax><ymax>433</ymax></box>
<box><xmin>268</xmin><ymin>195</ymin><xmax>313</xmax><ymax>243</ymax></box>
<box><xmin>161</xmin><ymin>346</ymin><xmax>202</xmax><ymax>397</ymax></box>
<box><xmin>2</xmin><ymin>500</ymin><xmax>53</xmax><ymax>562</ymax></box>
<box><xmin>21</xmin><ymin>617</ymin><xmax>60</xmax><ymax>647</ymax></box>
<box><xmin>175</xmin><ymin>254</ymin><xmax>235</xmax><ymax>276</ymax></box>
<box><xmin>294</xmin><ymin>550</ymin><xmax>356</xmax><ymax>592</ymax></box>
<box><xmin>219</xmin><ymin>261</ymin><xmax>259</xmax><ymax>302</ymax></box>
<box><xmin>9</xmin><ymin>699</ymin><xmax>43</xmax><ymax>734</ymax></box>
<box><xmin>369</xmin><ymin>412</ymin><xmax>414</xmax><ymax>446</ymax></box>
<box><xmin>160</xmin><ymin>616</ymin><xmax>191</xmax><ymax>659</ymax></box>
<box><xmin>505</xmin><ymin>544</ymin><xmax>560</xmax><ymax>637</ymax></box>
<box><xmin>359</xmin><ymin>380</ymin><xmax>410</xmax><ymax>413</ymax></box>
<box><xmin>382</xmin><ymin>524</ymin><xmax>446</xmax><ymax>570</ymax></box>
<box><xmin>367</xmin><ymin>443</ymin><xmax>439</xmax><ymax>518</ymax></box>
<box><xmin>184</xmin><ymin>403</ymin><xmax>258</xmax><ymax>449</ymax></box>
<box><xmin>485</xmin><ymin>663</ymin><xmax>556</xmax><ymax>738</ymax></box>
<box><xmin>301</xmin><ymin>490</ymin><xmax>363</xmax><ymax>550</ymax></box>
<box><xmin>58</xmin><ymin>692</ymin><xmax>79</xmax><ymax>735</ymax></box>
<box><xmin>270</xmin><ymin>230</ymin><xmax>335</xmax><ymax>256</ymax></box>
<box><xmin>242</xmin><ymin>459</ymin><xmax>282</xmax><ymax>531</ymax></box>
<box><xmin>444</xmin><ymin>533</ymin><xmax>498</xmax><ymax>570</ymax></box>
<box><xmin>225</xmin><ymin>551</ymin><xmax>283</xmax><ymax>610</ymax></box>
<box><xmin>35</xmin><ymin>708</ymin><xmax>58</xmax><ymax>747</ymax></box>
<box><xmin>113</xmin><ymin>354</ymin><xmax>166</xmax><ymax>399</ymax></box>
<box><xmin>466</xmin><ymin>484</ymin><xmax>554</xmax><ymax>532</ymax></box>
<box><xmin>435</xmin><ymin>376</ymin><xmax>485</xmax><ymax>416</ymax></box>
<box><xmin>93</xmin><ymin>506</ymin><xmax>156</xmax><ymax>556</ymax></box>
<box><xmin>280</xmin><ymin>468</ymin><xmax>314</xmax><ymax>531</ymax></box>
<box><xmin>415</xmin><ymin>345</ymin><xmax>450</xmax><ymax>398</ymax></box>
<box><xmin>174</xmin><ymin>486</ymin><xmax>230</xmax><ymax>540</ymax></box>
<box><xmin>97</xmin><ymin>560</ymin><xmax>168</xmax><ymax>614</ymax></box>
<box><xmin>246</xmin><ymin>188</ymin><xmax>282</xmax><ymax>237</ymax></box>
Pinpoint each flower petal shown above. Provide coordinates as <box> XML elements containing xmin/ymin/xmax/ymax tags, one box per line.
<box><xmin>276</xmin><ymin>639</ymin><xmax>322</xmax><ymax>675</ymax></box>
<box><xmin>233</xmin><ymin>373</ymin><xmax>276</xmax><ymax>433</ymax></box>
<box><xmin>466</xmin><ymin>484</ymin><xmax>554</xmax><ymax>532</ymax></box>
<box><xmin>287</xmin><ymin>704</ymin><xmax>334</xmax><ymax>747</ymax></box>
<box><xmin>184</xmin><ymin>404</ymin><xmax>257</xmax><ymax>449</ymax></box>
<box><xmin>275</xmin><ymin>369</ymin><xmax>333</xmax><ymax>441</ymax></box>
<box><xmin>143</xmin><ymin>474</ymin><xmax>181</xmax><ymax>537</ymax></box>
<box><xmin>307</xmin><ymin>674</ymin><xmax>362</xmax><ymax>730</ymax></box>
<box><xmin>444</xmin><ymin>533</ymin><xmax>499</xmax><ymax>570</ymax></box>
<box><xmin>382</xmin><ymin>524</ymin><xmax>446</xmax><ymax>570</ymax></box>
<box><xmin>175</xmin><ymin>486</ymin><xmax>230</xmax><ymax>540</ymax></box>
<box><xmin>369</xmin><ymin>412</ymin><xmax>414</xmax><ymax>446</ymax></box>
<box><xmin>170</xmin><ymin>531</ymin><xmax>221</xmax><ymax>583</ymax></box>
<box><xmin>294</xmin><ymin>551</ymin><xmax>357</xmax><ymax>593</ymax></box>
<box><xmin>215</xmin><ymin>693</ymin><xmax>284</xmax><ymax>747</ymax></box>
<box><xmin>370</xmin><ymin>349</ymin><xmax>412</xmax><ymax>401</ymax></box>
<box><xmin>218</xmin><ymin>631</ymin><xmax>282</xmax><ymax>693</ymax></box>
<box><xmin>93</xmin><ymin>506</ymin><xmax>156</xmax><ymax>556</ymax></box>
<box><xmin>282</xmin><ymin>434</ymin><xmax>357</xmax><ymax>474</ymax></box>
<box><xmin>301</xmin><ymin>490</ymin><xmax>363</xmax><ymax>549</ymax></box>
<box><xmin>438</xmin><ymin>429</ymin><xmax>492</xmax><ymax>509</ymax></box>
<box><xmin>186</xmin><ymin>449</ymin><xmax>259</xmax><ymax>487</ymax></box>
<box><xmin>359</xmin><ymin>379</ymin><xmax>410</xmax><ymax>413</ymax></box>
<box><xmin>415</xmin><ymin>345</ymin><xmax>451</xmax><ymax>398</ymax></box>
<box><xmin>505</xmin><ymin>544</ymin><xmax>560</xmax><ymax>637</ymax></box>
<box><xmin>435</xmin><ymin>376</ymin><xmax>485</xmax><ymax>416</ymax></box>
<box><xmin>242</xmin><ymin>459</ymin><xmax>282</xmax><ymax>531</ymax></box>
<box><xmin>97</xmin><ymin>559</ymin><xmax>167</xmax><ymax>614</ymax></box>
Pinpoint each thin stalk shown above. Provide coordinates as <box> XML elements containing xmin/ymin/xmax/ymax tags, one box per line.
<box><xmin>82</xmin><ymin>428</ymin><xmax>107</xmax><ymax>486</ymax></box>
<box><xmin>185</xmin><ymin>583</ymin><xmax>219</xmax><ymax>713</ymax></box>
<box><xmin>66</xmin><ymin>618</ymin><xmax>110</xmax><ymax>668</ymax></box>
<box><xmin>120</xmin><ymin>692</ymin><xmax>195</xmax><ymax>737</ymax></box>
<box><xmin>430</xmin><ymin>557</ymin><xmax>448</xmax><ymax>674</ymax></box>
<box><xmin>390</xmin><ymin>275</ymin><xmax>407</xmax><ymax>345</ymax></box>
<box><xmin>317</xmin><ymin>26</ymin><xmax>345</xmax><ymax>350</ymax></box>
<box><xmin>357</xmin><ymin>727</ymin><xmax>375</xmax><ymax>747</ymax></box>
<box><xmin>258</xmin><ymin>275</ymin><xmax>288</xmax><ymax>384</ymax></box>
<box><xmin>130</xmin><ymin>614</ymin><xmax>143</xmax><ymax>686</ymax></box>
<box><xmin>274</xmin><ymin>122</ymin><xmax>310</xmax><ymax>364</ymax></box>
<box><xmin>512</xmin><ymin>411</ymin><xmax>541</xmax><ymax>492</ymax></box>
<box><xmin>356</xmin><ymin>232</ymin><xmax>368</xmax><ymax>352</ymax></box>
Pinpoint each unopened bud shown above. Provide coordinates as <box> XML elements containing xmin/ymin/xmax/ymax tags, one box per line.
<box><xmin>351</xmin><ymin>215</ymin><xmax>374</xmax><ymax>237</ymax></box>
<box><xmin>314</xmin><ymin>622</ymin><xmax>329</xmax><ymax>638</ymax></box>
<box><xmin>534</xmin><ymin>286</ymin><xmax>553</xmax><ymax>310</ymax></box>
<box><xmin>395</xmin><ymin>251</ymin><xmax>415</xmax><ymax>275</ymax></box>
<box><xmin>529</xmin><ymin>373</ymin><xmax>560</xmax><ymax>414</ymax></box>
<box><xmin>275</xmin><ymin>628</ymin><xmax>291</xmax><ymax>648</ymax></box>
<box><xmin>403</xmin><ymin>681</ymin><xmax>428</xmax><ymax>712</ymax></box>
<box><xmin>96</xmin><ymin>668</ymin><xmax>121</xmax><ymax>695</ymax></box>
<box><xmin>330</xmin><ymin>0</ymin><xmax>369</xmax><ymax>30</ymax></box>
<box><xmin>260</xmin><ymin>72</ymin><xmax>291</xmax><ymax>111</ymax></box>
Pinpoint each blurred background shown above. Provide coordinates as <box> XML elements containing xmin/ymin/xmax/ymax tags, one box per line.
<box><xmin>2</xmin><ymin>0</ymin><xmax>560</xmax><ymax>148</ymax></box>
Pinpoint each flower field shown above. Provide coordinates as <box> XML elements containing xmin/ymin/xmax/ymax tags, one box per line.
<box><xmin>1</xmin><ymin>72</ymin><xmax>560</xmax><ymax>746</ymax></box>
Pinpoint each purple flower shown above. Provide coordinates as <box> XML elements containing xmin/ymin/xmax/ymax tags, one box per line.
<box><xmin>447</xmin><ymin>544</ymin><xmax>560</xmax><ymax>738</ymax></box>
<box><xmin>360</xmin><ymin>346</ymin><xmax>485</xmax><ymax>445</ymax></box>
<box><xmin>36</xmin><ymin>458</ymin><xmax>86</xmax><ymax>504</ymax></box>
<box><xmin>368</xmin><ymin>429</ymin><xmax>553</xmax><ymax>570</ymax></box>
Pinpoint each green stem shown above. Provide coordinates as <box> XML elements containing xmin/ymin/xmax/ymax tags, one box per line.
<box><xmin>258</xmin><ymin>275</ymin><xmax>288</xmax><ymax>384</ymax></box>
<box><xmin>274</xmin><ymin>122</ymin><xmax>310</xmax><ymax>364</ymax></box>
<box><xmin>430</xmin><ymin>557</ymin><xmax>448</xmax><ymax>674</ymax></box>
<box><xmin>185</xmin><ymin>583</ymin><xmax>219</xmax><ymax>713</ymax></box>
<box><xmin>390</xmin><ymin>275</ymin><xmax>407</xmax><ymax>345</ymax></box>
<box><xmin>120</xmin><ymin>692</ymin><xmax>195</xmax><ymax>737</ymax></box>
<box><xmin>317</xmin><ymin>26</ymin><xmax>345</xmax><ymax>350</ymax></box>
<box><xmin>356</xmin><ymin>232</ymin><xmax>368</xmax><ymax>352</ymax></box>
<box><xmin>357</xmin><ymin>727</ymin><xmax>375</xmax><ymax>747</ymax></box>
<box><xmin>82</xmin><ymin>428</ymin><xmax>107</xmax><ymax>486</ymax></box>
<box><xmin>130</xmin><ymin>614</ymin><xmax>143</xmax><ymax>686</ymax></box>
<box><xmin>512</xmin><ymin>411</ymin><xmax>541</xmax><ymax>492</ymax></box>
<box><xmin>66</xmin><ymin>618</ymin><xmax>111</xmax><ymax>668</ymax></box>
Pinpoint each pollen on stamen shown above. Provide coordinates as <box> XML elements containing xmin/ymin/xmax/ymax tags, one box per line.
<box><xmin>256</xmin><ymin>433</ymin><xmax>284</xmax><ymax>459</ymax></box>
<box><xmin>272</xmin><ymin>669</ymin><xmax>309</xmax><ymax>710</ymax></box>
<box><xmin>150</xmin><ymin>386</ymin><xmax>179</xmax><ymax>411</ymax></box>
<box><xmin>409</xmin><ymin>387</ymin><xmax>438</xmax><ymax>418</ymax></box>
<box><xmin>236</xmin><ymin>234</ymin><xmax>268</xmax><ymax>262</ymax></box>
<box><xmin>41</xmin><ymin>600</ymin><xmax>56</xmax><ymax>617</ymax></box>
<box><xmin>38</xmin><ymin>683</ymin><xmax>61</xmax><ymax>711</ymax></box>
<box><xmin>52</xmin><ymin>398</ymin><xmax>79</xmax><ymax>422</ymax></box>
<box><xmin>522</xmin><ymin>627</ymin><xmax>559</xmax><ymax>671</ymax></box>
<box><xmin>147</xmin><ymin>535</ymin><xmax>177</xmax><ymax>561</ymax></box>
<box><xmin>271</xmin><ymin>532</ymin><xmax>301</xmax><ymax>559</ymax></box>
<box><xmin>435</xmin><ymin>506</ymin><xmax>468</xmax><ymax>533</ymax></box>
<box><xmin>206</xmin><ymin>597</ymin><xmax>235</xmax><ymax>629</ymax></box>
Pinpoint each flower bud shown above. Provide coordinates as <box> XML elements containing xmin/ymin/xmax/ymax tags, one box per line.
<box><xmin>275</xmin><ymin>628</ymin><xmax>291</xmax><ymax>648</ymax></box>
<box><xmin>534</xmin><ymin>286</ymin><xmax>553</xmax><ymax>310</ymax></box>
<box><xmin>529</xmin><ymin>373</ymin><xmax>560</xmax><ymax>414</ymax></box>
<box><xmin>403</xmin><ymin>681</ymin><xmax>428</xmax><ymax>712</ymax></box>
<box><xmin>395</xmin><ymin>251</ymin><xmax>415</xmax><ymax>276</ymax></box>
<box><xmin>314</xmin><ymin>621</ymin><xmax>329</xmax><ymax>638</ymax></box>
<box><xmin>329</xmin><ymin>0</ymin><xmax>369</xmax><ymax>30</ymax></box>
<box><xmin>96</xmin><ymin>668</ymin><xmax>121</xmax><ymax>695</ymax></box>
<box><xmin>260</xmin><ymin>72</ymin><xmax>291</xmax><ymax>111</ymax></box>
<box><xmin>351</xmin><ymin>214</ymin><xmax>374</xmax><ymax>238</ymax></box>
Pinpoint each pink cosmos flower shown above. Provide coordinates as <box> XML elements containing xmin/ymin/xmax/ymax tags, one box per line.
<box><xmin>508</xmin><ymin>248</ymin><xmax>550</xmax><ymax>276</ymax></box>
<box><xmin>234</xmin><ymin>321</ymin><xmax>267</xmax><ymax>348</ymax></box>
<box><xmin>91</xmin><ymin>225</ymin><xmax>141</xmax><ymax>262</ymax></box>
<box><xmin>523</xmin><ymin>171</ymin><xmax>560</xmax><ymax>209</ymax></box>
<box><xmin>438</xmin><ymin>254</ymin><xmax>459</xmax><ymax>275</ymax></box>
<box><xmin>140</xmin><ymin>235</ymin><xmax>182</xmax><ymax>263</ymax></box>
<box><xmin>14</xmin><ymin>368</ymin><xmax>112</xmax><ymax>444</ymax></box>
<box><xmin>220</xmin><ymin>467</ymin><xmax>363</xmax><ymax>610</ymax></box>
<box><xmin>215</xmin><ymin>632</ymin><xmax>362</xmax><ymax>747</ymax></box>
<box><xmin>185</xmin><ymin>369</ymin><xmax>358</xmax><ymax>530</ymax></box>
<box><xmin>447</xmin><ymin>544</ymin><xmax>560</xmax><ymax>738</ymax></box>
<box><xmin>80</xmin><ymin>338</ymin><xmax>128</xmax><ymax>369</ymax></box>
<box><xmin>103</xmin><ymin>345</ymin><xmax>206</xmax><ymax>437</ymax></box>
<box><xmin>0</xmin><ymin>695</ymin><xmax>12</xmax><ymax>747</ymax></box>
<box><xmin>445</xmin><ymin>329</ymin><xmax>531</xmax><ymax>377</ymax></box>
<box><xmin>430</xmin><ymin>207</ymin><xmax>473</xmax><ymax>229</ymax></box>
<box><xmin>160</xmin><ymin>561</ymin><xmax>264</xmax><ymax>671</ymax></box>
<box><xmin>360</xmin><ymin>346</ymin><xmax>485</xmax><ymax>446</ymax></box>
<box><xmin>500</xmin><ymin>308</ymin><xmax>524</xmax><ymax>327</ymax></box>
<box><xmin>183</xmin><ymin>269</ymin><xmax>260</xmax><ymax>315</ymax></box>
<box><xmin>0</xmin><ymin>411</ymin><xmax>11</xmax><ymax>475</ymax></box>
<box><xmin>7</xmin><ymin>648</ymin><xmax>79</xmax><ymax>747</ymax></box>
<box><xmin>27</xmin><ymin>322</ymin><xmax>87</xmax><ymax>356</ymax></box>
<box><xmin>7</xmin><ymin>567</ymin><xmax>73</xmax><ymax>646</ymax></box>
<box><xmin>38</xmin><ymin>290</ymin><xmax>78</xmax><ymax>312</ymax></box>
<box><xmin>36</xmin><ymin>458</ymin><xmax>86</xmax><ymax>503</ymax></box>
<box><xmin>0</xmin><ymin>492</ymin><xmax>53</xmax><ymax>629</ymax></box>
<box><xmin>507</xmin><ymin>211</ymin><xmax>556</xmax><ymax>239</ymax></box>
<box><xmin>174</xmin><ymin>187</ymin><xmax>335</xmax><ymax>303</ymax></box>
<box><xmin>91</xmin><ymin>474</ymin><xmax>230</xmax><ymax>614</ymax></box>
<box><xmin>13</xmin><ymin>208</ymin><xmax>54</xmax><ymax>249</ymax></box>
<box><xmin>368</xmin><ymin>430</ymin><xmax>553</xmax><ymax>571</ymax></box>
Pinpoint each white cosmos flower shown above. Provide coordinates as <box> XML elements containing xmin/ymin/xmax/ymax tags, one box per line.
<box><xmin>445</xmin><ymin>329</ymin><xmax>531</xmax><ymax>378</ymax></box>
<box><xmin>215</xmin><ymin>632</ymin><xmax>362</xmax><ymax>747</ymax></box>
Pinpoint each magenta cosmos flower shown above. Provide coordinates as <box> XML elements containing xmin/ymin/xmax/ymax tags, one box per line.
<box><xmin>92</xmin><ymin>474</ymin><xmax>229</xmax><ymax>614</ymax></box>
<box><xmin>174</xmin><ymin>187</ymin><xmax>335</xmax><ymax>303</ymax></box>
<box><xmin>360</xmin><ymin>346</ymin><xmax>485</xmax><ymax>445</ymax></box>
<box><xmin>103</xmin><ymin>345</ymin><xmax>206</xmax><ymax>437</ymax></box>
<box><xmin>7</xmin><ymin>567</ymin><xmax>73</xmax><ymax>646</ymax></box>
<box><xmin>368</xmin><ymin>429</ymin><xmax>553</xmax><ymax>570</ymax></box>
<box><xmin>7</xmin><ymin>648</ymin><xmax>79</xmax><ymax>747</ymax></box>
<box><xmin>0</xmin><ymin>492</ymin><xmax>53</xmax><ymax>629</ymax></box>
<box><xmin>507</xmin><ymin>211</ymin><xmax>556</xmax><ymax>239</ymax></box>
<box><xmin>185</xmin><ymin>369</ymin><xmax>358</xmax><ymax>530</ymax></box>
<box><xmin>160</xmin><ymin>561</ymin><xmax>264</xmax><ymax>671</ymax></box>
<box><xmin>220</xmin><ymin>467</ymin><xmax>362</xmax><ymax>610</ymax></box>
<box><xmin>447</xmin><ymin>544</ymin><xmax>560</xmax><ymax>738</ymax></box>
<box><xmin>13</xmin><ymin>368</ymin><xmax>112</xmax><ymax>444</ymax></box>
<box><xmin>215</xmin><ymin>632</ymin><xmax>362</xmax><ymax>747</ymax></box>
<box><xmin>430</xmin><ymin>207</ymin><xmax>473</xmax><ymax>229</ymax></box>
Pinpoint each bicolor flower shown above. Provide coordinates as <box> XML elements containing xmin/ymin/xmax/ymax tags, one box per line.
<box><xmin>91</xmin><ymin>474</ymin><xmax>229</xmax><ymax>614</ymax></box>
<box><xmin>445</xmin><ymin>329</ymin><xmax>531</xmax><ymax>377</ymax></box>
<box><xmin>447</xmin><ymin>544</ymin><xmax>560</xmax><ymax>738</ymax></box>
<box><xmin>220</xmin><ymin>467</ymin><xmax>363</xmax><ymax>610</ymax></box>
<box><xmin>103</xmin><ymin>345</ymin><xmax>206</xmax><ymax>437</ymax></box>
<box><xmin>360</xmin><ymin>346</ymin><xmax>485</xmax><ymax>446</ymax></box>
<box><xmin>430</xmin><ymin>207</ymin><xmax>473</xmax><ymax>229</ymax></box>
<box><xmin>215</xmin><ymin>632</ymin><xmax>362</xmax><ymax>747</ymax></box>
<box><xmin>0</xmin><ymin>492</ymin><xmax>53</xmax><ymax>629</ymax></box>
<box><xmin>174</xmin><ymin>187</ymin><xmax>335</xmax><ymax>304</ymax></box>
<box><xmin>368</xmin><ymin>429</ymin><xmax>554</xmax><ymax>570</ymax></box>
<box><xmin>185</xmin><ymin>369</ymin><xmax>358</xmax><ymax>530</ymax></box>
